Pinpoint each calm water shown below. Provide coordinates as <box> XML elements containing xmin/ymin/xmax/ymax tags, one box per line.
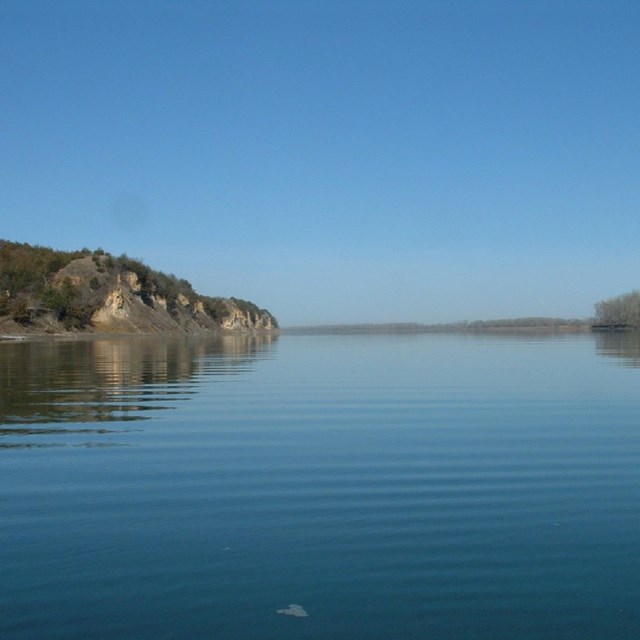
<box><xmin>1</xmin><ymin>332</ymin><xmax>639</xmax><ymax>639</ymax></box>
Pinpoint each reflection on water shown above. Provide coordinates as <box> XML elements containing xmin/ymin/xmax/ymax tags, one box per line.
<box><xmin>594</xmin><ymin>330</ymin><xmax>640</xmax><ymax>367</ymax></box>
<box><xmin>3</xmin><ymin>330</ymin><xmax>636</xmax><ymax>450</ymax></box>
<box><xmin>0</xmin><ymin>334</ymin><xmax>276</xmax><ymax>448</ymax></box>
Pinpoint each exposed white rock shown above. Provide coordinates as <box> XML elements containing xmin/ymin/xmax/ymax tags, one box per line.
<box><xmin>125</xmin><ymin>271</ymin><xmax>141</xmax><ymax>292</ymax></box>
<box><xmin>93</xmin><ymin>287</ymin><xmax>129</xmax><ymax>319</ymax></box>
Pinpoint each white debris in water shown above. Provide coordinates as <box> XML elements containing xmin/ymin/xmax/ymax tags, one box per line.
<box><xmin>277</xmin><ymin>604</ymin><xmax>308</xmax><ymax>618</ymax></box>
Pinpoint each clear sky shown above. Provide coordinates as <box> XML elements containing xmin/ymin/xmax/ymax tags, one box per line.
<box><xmin>2</xmin><ymin>0</ymin><xmax>639</xmax><ymax>326</ymax></box>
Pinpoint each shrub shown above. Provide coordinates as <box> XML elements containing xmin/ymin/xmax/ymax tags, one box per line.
<box><xmin>9</xmin><ymin>294</ymin><xmax>33</xmax><ymax>324</ymax></box>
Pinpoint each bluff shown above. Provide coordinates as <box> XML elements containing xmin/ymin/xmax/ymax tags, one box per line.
<box><xmin>0</xmin><ymin>241</ymin><xmax>278</xmax><ymax>335</ymax></box>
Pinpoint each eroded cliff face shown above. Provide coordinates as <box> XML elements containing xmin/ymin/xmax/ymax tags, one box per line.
<box><xmin>89</xmin><ymin>271</ymin><xmax>278</xmax><ymax>334</ymax></box>
<box><xmin>220</xmin><ymin>304</ymin><xmax>276</xmax><ymax>332</ymax></box>
<box><xmin>90</xmin><ymin>273</ymin><xmax>179</xmax><ymax>333</ymax></box>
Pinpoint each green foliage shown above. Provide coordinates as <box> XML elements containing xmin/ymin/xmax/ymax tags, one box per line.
<box><xmin>40</xmin><ymin>278</ymin><xmax>100</xmax><ymax>330</ymax></box>
<box><xmin>0</xmin><ymin>240</ymin><xmax>86</xmax><ymax>298</ymax></box>
<box><xmin>0</xmin><ymin>288</ymin><xmax>9</xmax><ymax>315</ymax></box>
<box><xmin>41</xmin><ymin>278</ymin><xmax>77</xmax><ymax>315</ymax></box>
<box><xmin>9</xmin><ymin>294</ymin><xmax>33</xmax><ymax>324</ymax></box>
<box><xmin>201</xmin><ymin>296</ymin><xmax>230</xmax><ymax>320</ymax></box>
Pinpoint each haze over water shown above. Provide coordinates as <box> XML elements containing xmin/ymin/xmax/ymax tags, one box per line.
<box><xmin>1</xmin><ymin>332</ymin><xmax>639</xmax><ymax>639</ymax></box>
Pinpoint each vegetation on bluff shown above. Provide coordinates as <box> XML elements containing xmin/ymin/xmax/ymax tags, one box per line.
<box><xmin>0</xmin><ymin>240</ymin><xmax>278</xmax><ymax>332</ymax></box>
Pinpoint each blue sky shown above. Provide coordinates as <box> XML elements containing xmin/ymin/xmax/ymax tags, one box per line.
<box><xmin>2</xmin><ymin>1</ymin><xmax>639</xmax><ymax>326</ymax></box>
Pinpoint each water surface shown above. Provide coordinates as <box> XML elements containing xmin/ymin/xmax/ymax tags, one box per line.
<box><xmin>1</xmin><ymin>332</ymin><xmax>639</xmax><ymax>639</ymax></box>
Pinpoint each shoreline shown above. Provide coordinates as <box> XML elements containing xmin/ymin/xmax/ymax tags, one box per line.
<box><xmin>0</xmin><ymin>324</ymin><xmax>280</xmax><ymax>343</ymax></box>
<box><xmin>282</xmin><ymin>323</ymin><xmax>594</xmax><ymax>336</ymax></box>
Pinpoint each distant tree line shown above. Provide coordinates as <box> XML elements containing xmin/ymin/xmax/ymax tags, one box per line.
<box><xmin>594</xmin><ymin>291</ymin><xmax>640</xmax><ymax>328</ymax></box>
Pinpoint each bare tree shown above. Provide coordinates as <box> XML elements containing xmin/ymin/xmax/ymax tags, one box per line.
<box><xmin>594</xmin><ymin>291</ymin><xmax>640</xmax><ymax>327</ymax></box>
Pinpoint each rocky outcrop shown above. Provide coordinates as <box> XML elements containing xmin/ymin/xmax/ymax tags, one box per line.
<box><xmin>89</xmin><ymin>273</ymin><xmax>278</xmax><ymax>335</ymax></box>
<box><xmin>220</xmin><ymin>304</ymin><xmax>276</xmax><ymax>332</ymax></box>
<box><xmin>91</xmin><ymin>274</ymin><xmax>180</xmax><ymax>333</ymax></box>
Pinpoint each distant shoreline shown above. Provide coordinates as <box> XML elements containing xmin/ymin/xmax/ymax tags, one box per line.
<box><xmin>282</xmin><ymin>319</ymin><xmax>594</xmax><ymax>335</ymax></box>
<box><xmin>7</xmin><ymin>318</ymin><xmax>633</xmax><ymax>341</ymax></box>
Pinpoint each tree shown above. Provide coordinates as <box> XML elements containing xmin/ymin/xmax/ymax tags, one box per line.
<box><xmin>594</xmin><ymin>290</ymin><xmax>640</xmax><ymax>327</ymax></box>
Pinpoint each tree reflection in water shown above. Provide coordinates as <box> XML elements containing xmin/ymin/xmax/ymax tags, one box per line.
<box><xmin>0</xmin><ymin>334</ymin><xmax>276</xmax><ymax>447</ymax></box>
<box><xmin>595</xmin><ymin>330</ymin><xmax>640</xmax><ymax>368</ymax></box>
